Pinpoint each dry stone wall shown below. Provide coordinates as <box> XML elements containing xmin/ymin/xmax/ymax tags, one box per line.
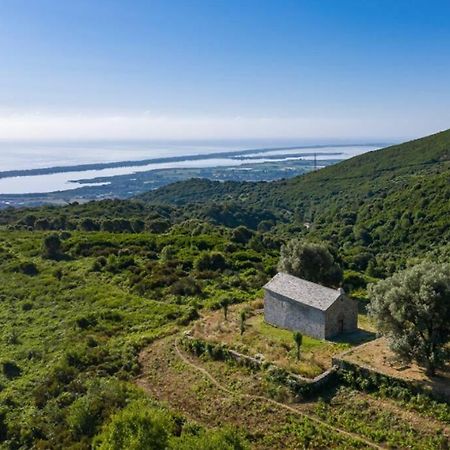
<box><xmin>180</xmin><ymin>333</ymin><xmax>338</xmax><ymax>397</ymax></box>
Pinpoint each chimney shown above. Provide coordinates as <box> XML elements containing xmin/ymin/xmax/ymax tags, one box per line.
<box><xmin>338</xmin><ymin>287</ymin><xmax>345</xmax><ymax>295</ymax></box>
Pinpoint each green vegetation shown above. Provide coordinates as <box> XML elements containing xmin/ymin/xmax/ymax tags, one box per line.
<box><xmin>278</xmin><ymin>239</ymin><xmax>342</xmax><ymax>287</ymax></box>
<box><xmin>252</xmin><ymin>317</ymin><xmax>327</xmax><ymax>352</ymax></box>
<box><xmin>314</xmin><ymin>387</ymin><xmax>449</xmax><ymax>449</ymax></box>
<box><xmin>368</xmin><ymin>261</ymin><xmax>450</xmax><ymax>375</ymax></box>
<box><xmin>191</xmin><ymin>307</ymin><xmax>350</xmax><ymax>378</ymax></box>
<box><xmin>293</xmin><ymin>332</ymin><xmax>303</xmax><ymax>361</ymax></box>
<box><xmin>139</xmin><ymin>129</ymin><xmax>450</xmax><ymax>275</ymax></box>
<box><xmin>340</xmin><ymin>367</ymin><xmax>450</xmax><ymax>423</ymax></box>
<box><xmin>93</xmin><ymin>400</ymin><xmax>248</xmax><ymax>450</ymax></box>
<box><xmin>0</xmin><ymin>227</ymin><xmax>275</xmax><ymax>448</ymax></box>
<box><xmin>2</xmin><ymin>130</ymin><xmax>448</xmax><ymax>282</ymax></box>
<box><xmin>144</xmin><ymin>334</ymin><xmax>450</xmax><ymax>450</ymax></box>
<box><xmin>0</xmin><ymin>129</ymin><xmax>449</xmax><ymax>448</ymax></box>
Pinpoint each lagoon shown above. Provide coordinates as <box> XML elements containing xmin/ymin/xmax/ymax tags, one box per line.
<box><xmin>0</xmin><ymin>143</ymin><xmax>382</xmax><ymax>195</ymax></box>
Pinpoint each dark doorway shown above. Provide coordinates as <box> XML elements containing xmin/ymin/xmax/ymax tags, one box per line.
<box><xmin>338</xmin><ymin>318</ymin><xmax>344</xmax><ymax>333</ymax></box>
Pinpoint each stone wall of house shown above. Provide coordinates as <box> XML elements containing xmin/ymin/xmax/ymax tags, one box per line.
<box><xmin>325</xmin><ymin>295</ymin><xmax>358</xmax><ymax>338</ymax></box>
<box><xmin>264</xmin><ymin>289</ymin><xmax>326</xmax><ymax>339</ymax></box>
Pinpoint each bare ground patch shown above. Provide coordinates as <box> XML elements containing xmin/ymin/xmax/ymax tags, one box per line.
<box><xmin>341</xmin><ymin>337</ymin><xmax>450</xmax><ymax>398</ymax></box>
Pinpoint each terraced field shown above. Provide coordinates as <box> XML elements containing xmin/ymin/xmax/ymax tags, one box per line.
<box><xmin>136</xmin><ymin>335</ymin><xmax>450</xmax><ymax>449</ymax></box>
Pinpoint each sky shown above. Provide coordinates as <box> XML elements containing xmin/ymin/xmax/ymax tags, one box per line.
<box><xmin>1</xmin><ymin>0</ymin><xmax>450</xmax><ymax>142</ymax></box>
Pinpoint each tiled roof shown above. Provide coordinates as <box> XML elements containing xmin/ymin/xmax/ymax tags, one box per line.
<box><xmin>263</xmin><ymin>272</ymin><xmax>343</xmax><ymax>311</ymax></box>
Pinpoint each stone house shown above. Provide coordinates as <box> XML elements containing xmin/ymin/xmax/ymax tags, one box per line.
<box><xmin>263</xmin><ymin>272</ymin><xmax>358</xmax><ymax>340</ymax></box>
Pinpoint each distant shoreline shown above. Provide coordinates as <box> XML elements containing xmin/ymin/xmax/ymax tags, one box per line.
<box><xmin>0</xmin><ymin>143</ymin><xmax>385</xmax><ymax>179</ymax></box>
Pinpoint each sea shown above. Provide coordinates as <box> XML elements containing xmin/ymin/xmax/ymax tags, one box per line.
<box><xmin>0</xmin><ymin>140</ymin><xmax>385</xmax><ymax>195</ymax></box>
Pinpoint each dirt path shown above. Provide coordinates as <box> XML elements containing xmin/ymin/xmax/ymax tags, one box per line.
<box><xmin>173</xmin><ymin>338</ymin><xmax>386</xmax><ymax>450</ymax></box>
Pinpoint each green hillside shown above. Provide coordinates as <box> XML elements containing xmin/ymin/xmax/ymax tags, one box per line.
<box><xmin>258</xmin><ymin>128</ymin><xmax>450</xmax><ymax>205</ymax></box>
<box><xmin>140</xmin><ymin>129</ymin><xmax>450</xmax><ymax>207</ymax></box>
<box><xmin>139</xmin><ymin>129</ymin><xmax>450</xmax><ymax>272</ymax></box>
<box><xmin>0</xmin><ymin>130</ymin><xmax>449</xmax><ymax>448</ymax></box>
<box><xmin>2</xmin><ymin>129</ymin><xmax>449</xmax><ymax>275</ymax></box>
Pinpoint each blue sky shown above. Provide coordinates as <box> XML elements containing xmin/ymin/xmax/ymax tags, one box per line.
<box><xmin>1</xmin><ymin>0</ymin><xmax>450</xmax><ymax>141</ymax></box>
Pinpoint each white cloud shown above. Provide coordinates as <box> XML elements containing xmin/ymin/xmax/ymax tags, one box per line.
<box><xmin>0</xmin><ymin>112</ymin><xmax>445</xmax><ymax>141</ymax></box>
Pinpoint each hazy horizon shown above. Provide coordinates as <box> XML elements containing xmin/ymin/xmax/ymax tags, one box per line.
<box><xmin>0</xmin><ymin>139</ymin><xmax>383</xmax><ymax>172</ymax></box>
<box><xmin>1</xmin><ymin>1</ymin><xmax>450</xmax><ymax>146</ymax></box>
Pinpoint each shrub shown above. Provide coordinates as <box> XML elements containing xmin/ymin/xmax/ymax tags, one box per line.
<box><xmin>231</xmin><ymin>226</ymin><xmax>254</xmax><ymax>244</ymax></box>
<box><xmin>93</xmin><ymin>400</ymin><xmax>170</xmax><ymax>450</ymax></box>
<box><xmin>79</xmin><ymin>218</ymin><xmax>100</xmax><ymax>232</ymax></box>
<box><xmin>343</xmin><ymin>270</ymin><xmax>368</xmax><ymax>291</ymax></box>
<box><xmin>160</xmin><ymin>245</ymin><xmax>177</xmax><ymax>261</ymax></box>
<box><xmin>22</xmin><ymin>301</ymin><xmax>33</xmax><ymax>311</ymax></box>
<box><xmin>172</xmin><ymin>427</ymin><xmax>249</xmax><ymax>450</ymax></box>
<box><xmin>53</xmin><ymin>268</ymin><xmax>63</xmax><ymax>280</ymax></box>
<box><xmin>194</xmin><ymin>252</ymin><xmax>227</xmax><ymax>272</ymax></box>
<box><xmin>170</xmin><ymin>277</ymin><xmax>202</xmax><ymax>296</ymax></box>
<box><xmin>17</xmin><ymin>261</ymin><xmax>39</xmax><ymax>276</ymax></box>
<box><xmin>177</xmin><ymin>306</ymin><xmax>200</xmax><ymax>325</ymax></box>
<box><xmin>68</xmin><ymin>379</ymin><xmax>131</xmax><ymax>439</ymax></box>
<box><xmin>76</xmin><ymin>314</ymin><xmax>98</xmax><ymax>330</ymax></box>
<box><xmin>5</xmin><ymin>329</ymin><xmax>20</xmax><ymax>345</ymax></box>
<box><xmin>2</xmin><ymin>360</ymin><xmax>22</xmax><ymax>379</ymax></box>
<box><xmin>146</xmin><ymin>219</ymin><xmax>171</xmax><ymax>234</ymax></box>
<box><xmin>42</xmin><ymin>234</ymin><xmax>63</xmax><ymax>260</ymax></box>
<box><xmin>33</xmin><ymin>363</ymin><xmax>79</xmax><ymax>408</ymax></box>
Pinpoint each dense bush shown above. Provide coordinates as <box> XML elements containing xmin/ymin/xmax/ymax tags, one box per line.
<box><xmin>1</xmin><ymin>360</ymin><xmax>21</xmax><ymax>379</ymax></box>
<box><xmin>94</xmin><ymin>400</ymin><xmax>248</xmax><ymax>450</ymax></box>
<box><xmin>170</xmin><ymin>277</ymin><xmax>202</xmax><ymax>296</ymax></box>
<box><xmin>42</xmin><ymin>234</ymin><xmax>63</xmax><ymax>260</ymax></box>
<box><xmin>194</xmin><ymin>251</ymin><xmax>227</xmax><ymax>272</ymax></box>
<box><xmin>15</xmin><ymin>261</ymin><xmax>39</xmax><ymax>276</ymax></box>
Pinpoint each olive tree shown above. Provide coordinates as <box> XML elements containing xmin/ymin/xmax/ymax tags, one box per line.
<box><xmin>368</xmin><ymin>262</ymin><xmax>450</xmax><ymax>376</ymax></box>
<box><xmin>278</xmin><ymin>240</ymin><xmax>342</xmax><ymax>287</ymax></box>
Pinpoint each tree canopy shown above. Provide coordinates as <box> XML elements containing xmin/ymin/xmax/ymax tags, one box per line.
<box><xmin>278</xmin><ymin>240</ymin><xmax>343</xmax><ymax>287</ymax></box>
<box><xmin>368</xmin><ymin>262</ymin><xmax>450</xmax><ymax>376</ymax></box>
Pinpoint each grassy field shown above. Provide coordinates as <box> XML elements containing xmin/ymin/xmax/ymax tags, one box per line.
<box><xmin>191</xmin><ymin>302</ymin><xmax>374</xmax><ymax>378</ymax></box>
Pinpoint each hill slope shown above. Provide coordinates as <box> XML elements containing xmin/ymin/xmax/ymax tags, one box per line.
<box><xmin>139</xmin><ymin>129</ymin><xmax>450</xmax><ymax>207</ymax></box>
<box><xmin>139</xmin><ymin>129</ymin><xmax>450</xmax><ymax>270</ymax></box>
<box><xmin>1</xmin><ymin>129</ymin><xmax>448</xmax><ymax>274</ymax></box>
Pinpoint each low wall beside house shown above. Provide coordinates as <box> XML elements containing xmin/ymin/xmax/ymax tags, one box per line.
<box><xmin>332</xmin><ymin>347</ymin><xmax>450</xmax><ymax>403</ymax></box>
<box><xmin>180</xmin><ymin>333</ymin><xmax>338</xmax><ymax>397</ymax></box>
<box><xmin>181</xmin><ymin>333</ymin><xmax>450</xmax><ymax>404</ymax></box>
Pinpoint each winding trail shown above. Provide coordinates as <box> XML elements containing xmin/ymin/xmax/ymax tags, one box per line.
<box><xmin>174</xmin><ymin>338</ymin><xmax>386</xmax><ymax>450</ymax></box>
